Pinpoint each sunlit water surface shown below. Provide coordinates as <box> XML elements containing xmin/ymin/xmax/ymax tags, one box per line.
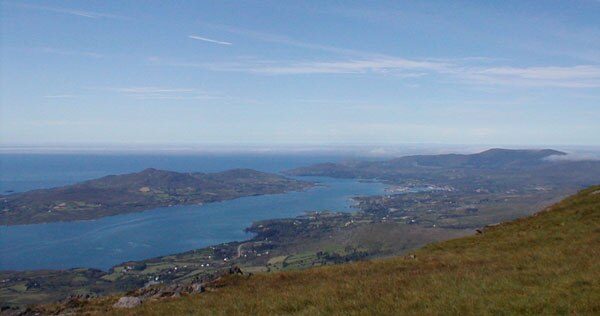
<box><xmin>0</xmin><ymin>154</ymin><xmax>386</xmax><ymax>270</ymax></box>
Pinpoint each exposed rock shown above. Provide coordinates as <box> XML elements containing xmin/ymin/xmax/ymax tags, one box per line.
<box><xmin>190</xmin><ymin>283</ymin><xmax>204</xmax><ymax>293</ymax></box>
<box><xmin>0</xmin><ymin>307</ymin><xmax>26</xmax><ymax>316</ymax></box>
<box><xmin>107</xmin><ymin>266</ymin><xmax>241</xmax><ymax>310</ymax></box>
<box><xmin>112</xmin><ymin>296</ymin><xmax>141</xmax><ymax>309</ymax></box>
<box><xmin>476</xmin><ymin>223</ymin><xmax>501</xmax><ymax>234</ymax></box>
<box><xmin>216</xmin><ymin>266</ymin><xmax>243</xmax><ymax>278</ymax></box>
<box><xmin>125</xmin><ymin>282</ymin><xmax>205</xmax><ymax>302</ymax></box>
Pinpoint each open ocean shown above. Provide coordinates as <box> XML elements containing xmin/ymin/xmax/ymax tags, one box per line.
<box><xmin>0</xmin><ymin>154</ymin><xmax>387</xmax><ymax>271</ymax></box>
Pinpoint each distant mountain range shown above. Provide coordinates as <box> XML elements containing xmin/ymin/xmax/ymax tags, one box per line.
<box><xmin>0</xmin><ymin>168</ymin><xmax>312</xmax><ymax>225</ymax></box>
<box><xmin>286</xmin><ymin>148</ymin><xmax>600</xmax><ymax>198</ymax></box>
<box><xmin>287</xmin><ymin>148</ymin><xmax>567</xmax><ymax>176</ymax></box>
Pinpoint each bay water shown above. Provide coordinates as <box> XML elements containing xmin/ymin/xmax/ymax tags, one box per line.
<box><xmin>0</xmin><ymin>154</ymin><xmax>386</xmax><ymax>271</ymax></box>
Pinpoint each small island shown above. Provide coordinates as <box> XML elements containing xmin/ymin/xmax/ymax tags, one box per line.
<box><xmin>0</xmin><ymin>168</ymin><xmax>313</xmax><ymax>226</ymax></box>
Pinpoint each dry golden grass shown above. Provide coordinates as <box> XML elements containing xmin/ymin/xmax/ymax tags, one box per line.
<box><xmin>90</xmin><ymin>185</ymin><xmax>600</xmax><ymax>315</ymax></box>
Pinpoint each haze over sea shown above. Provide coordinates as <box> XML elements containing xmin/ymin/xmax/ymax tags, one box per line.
<box><xmin>0</xmin><ymin>154</ymin><xmax>387</xmax><ymax>271</ymax></box>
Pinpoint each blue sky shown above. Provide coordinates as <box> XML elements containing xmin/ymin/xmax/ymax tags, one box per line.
<box><xmin>1</xmin><ymin>0</ymin><xmax>599</xmax><ymax>146</ymax></box>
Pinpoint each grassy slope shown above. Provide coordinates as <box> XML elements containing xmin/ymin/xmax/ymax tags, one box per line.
<box><xmin>64</xmin><ymin>185</ymin><xmax>600</xmax><ymax>315</ymax></box>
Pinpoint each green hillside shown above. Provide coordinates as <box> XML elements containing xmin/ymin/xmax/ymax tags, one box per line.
<box><xmin>0</xmin><ymin>168</ymin><xmax>311</xmax><ymax>225</ymax></box>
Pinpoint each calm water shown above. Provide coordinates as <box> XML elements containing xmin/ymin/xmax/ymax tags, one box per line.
<box><xmin>0</xmin><ymin>154</ymin><xmax>386</xmax><ymax>271</ymax></box>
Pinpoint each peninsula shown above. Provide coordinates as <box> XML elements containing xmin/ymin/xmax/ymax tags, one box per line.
<box><xmin>0</xmin><ymin>168</ymin><xmax>313</xmax><ymax>225</ymax></box>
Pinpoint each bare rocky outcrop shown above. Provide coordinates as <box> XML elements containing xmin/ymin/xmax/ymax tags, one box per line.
<box><xmin>113</xmin><ymin>296</ymin><xmax>142</xmax><ymax>309</ymax></box>
<box><xmin>126</xmin><ymin>281</ymin><xmax>205</xmax><ymax>301</ymax></box>
<box><xmin>109</xmin><ymin>266</ymin><xmax>245</xmax><ymax>310</ymax></box>
<box><xmin>476</xmin><ymin>222</ymin><xmax>501</xmax><ymax>234</ymax></box>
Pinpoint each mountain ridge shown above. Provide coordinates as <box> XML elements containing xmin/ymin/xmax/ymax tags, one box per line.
<box><xmin>0</xmin><ymin>168</ymin><xmax>312</xmax><ymax>226</ymax></box>
<box><xmin>288</xmin><ymin>149</ymin><xmax>568</xmax><ymax>176</ymax></box>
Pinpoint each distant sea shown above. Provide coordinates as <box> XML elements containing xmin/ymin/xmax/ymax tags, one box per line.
<box><xmin>0</xmin><ymin>154</ymin><xmax>387</xmax><ymax>271</ymax></box>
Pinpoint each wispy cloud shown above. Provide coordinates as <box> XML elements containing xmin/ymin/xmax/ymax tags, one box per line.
<box><xmin>40</xmin><ymin>47</ymin><xmax>104</xmax><ymax>58</ymax></box>
<box><xmin>457</xmin><ymin>65</ymin><xmax>600</xmax><ymax>88</ymax></box>
<box><xmin>223</xmin><ymin>58</ymin><xmax>449</xmax><ymax>75</ymax></box>
<box><xmin>149</xmin><ymin>57</ymin><xmax>449</xmax><ymax>75</ymax></box>
<box><xmin>152</xmin><ymin>55</ymin><xmax>600</xmax><ymax>88</ymax></box>
<box><xmin>17</xmin><ymin>3</ymin><xmax>126</xmax><ymax>20</ymax></box>
<box><xmin>113</xmin><ymin>87</ymin><xmax>221</xmax><ymax>100</ymax></box>
<box><xmin>151</xmin><ymin>24</ymin><xmax>600</xmax><ymax>88</ymax></box>
<box><xmin>544</xmin><ymin>152</ymin><xmax>600</xmax><ymax>161</ymax></box>
<box><xmin>203</xmin><ymin>24</ymin><xmax>374</xmax><ymax>57</ymax></box>
<box><xmin>43</xmin><ymin>94</ymin><xmax>77</xmax><ymax>99</ymax></box>
<box><xmin>188</xmin><ymin>35</ymin><xmax>232</xmax><ymax>46</ymax></box>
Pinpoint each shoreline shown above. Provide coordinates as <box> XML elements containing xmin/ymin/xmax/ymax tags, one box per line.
<box><xmin>0</xmin><ymin>185</ymin><xmax>312</xmax><ymax>228</ymax></box>
<box><xmin>0</xmin><ymin>168</ymin><xmax>315</xmax><ymax>226</ymax></box>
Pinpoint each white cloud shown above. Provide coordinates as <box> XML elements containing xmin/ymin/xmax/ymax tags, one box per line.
<box><xmin>240</xmin><ymin>58</ymin><xmax>449</xmax><ymax>75</ymax></box>
<box><xmin>458</xmin><ymin>65</ymin><xmax>600</xmax><ymax>88</ymax></box>
<box><xmin>152</xmin><ymin>54</ymin><xmax>600</xmax><ymax>88</ymax></box>
<box><xmin>544</xmin><ymin>153</ymin><xmax>600</xmax><ymax>161</ymax></box>
<box><xmin>147</xmin><ymin>25</ymin><xmax>600</xmax><ymax>88</ymax></box>
<box><xmin>40</xmin><ymin>47</ymin><xmax>104</xmax><ymax>58</ymax></box>
<box><xmin>188</xmin><ymin>35</ymin><xmax>232</xmax><ymax>46</ymax></box>
<box><xmin>112</xmin><ymin>87</ymin><xmax>220</xmax><ymax>100</ymax></box>
<box><xmin>17</xmin><ymin>4</ymin><xmax>126</xmax><ymax>20</ymax></box>
<box><xmin>153</xmin><ymin>57</ymin><xmax>449</xmax><ymax>76</ymax></box>
<box><xmin>43</xmin><ymin>94</ymin><xmax>77</xmax><ymax>99</ymax></box>
<box><xmin>200</xmin><ymin>24</ymin><xmax>366</xmax><ymax>56</ymax></box>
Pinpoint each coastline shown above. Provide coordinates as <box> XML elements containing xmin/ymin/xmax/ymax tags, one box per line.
<box><xmin>0</xmin><ymin>169</ymin><xmax>315</xmax><ymax>226</ymax></box>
